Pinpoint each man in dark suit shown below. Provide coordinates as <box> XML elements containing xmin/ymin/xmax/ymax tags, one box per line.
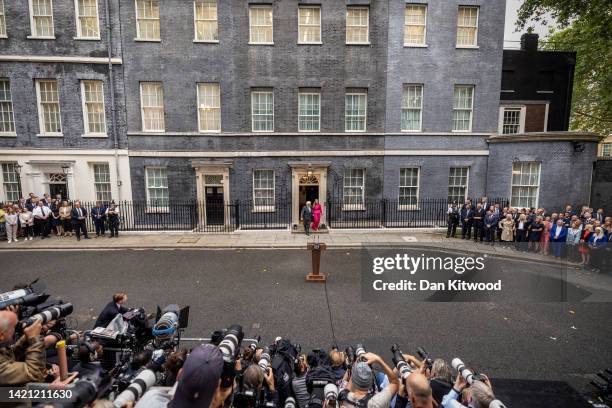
<box><xmin>472</xmin><ymin>203</ymin><xmax>486</xmax><ymax>242</ymax></box>
<box><xmin>549</xmin><ymin>220</ymin><xmax>568</xmax><ymax>258</ymax></box>
<box><xmin>300</xmin><ymin>201</ymin><xmax>313</xmax><ymax>236</ymax></box>
<box><xmin>91</xmin><ymin>201</ymin><xmax>107</xmax><ymax>237</ymax></box>
<box><xmin>93</xmin><ymin>292</ymin><xmax>129</xmax><ymax>329</ymax></box>
<box><xmin>595</xmin><ymin>208</ymin><xmax>605</xmax><ymax>224</ymax></box>
<box><xmin>460</xmin><ymin>204</ymin><xmax>474</xmax><ymax>240</ymax></box>
<box><xmin>484</xmin><ymin>209</ymin><xmax>499</xmax><ymax>243</ymax></box>
<box><xmin>71</xmin><ymin>200</ymin><xmax>89</xmax><ymax>241</ymax></box>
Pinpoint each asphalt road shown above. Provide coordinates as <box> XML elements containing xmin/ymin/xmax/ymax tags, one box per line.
<box><xmin>2</xmin><ymin>248</ymin><xmax>611</xmax><ymax>404</ymax></box>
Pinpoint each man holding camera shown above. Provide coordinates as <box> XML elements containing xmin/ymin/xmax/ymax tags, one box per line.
<box><xmin>441</xmin><ymin>371</ymin><xmax>496</xmax><ymax>408</ymax></box>
<box><xmin>340</xmin><ymin>352</ymin><xmax>399</xmax><ymax>408</ymax></box>
<box><xmin>0</xmin><ymin>310</ymin><xmax>46</xmax><ymax>384</ymax></box>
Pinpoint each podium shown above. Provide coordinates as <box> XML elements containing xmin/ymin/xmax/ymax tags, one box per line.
<box><xmin>306</xmin><ymin>242</ymin><xmax>327</xmax><ymax>282</ymax></box>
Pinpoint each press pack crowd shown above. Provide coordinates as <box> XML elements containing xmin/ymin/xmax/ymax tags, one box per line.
<box><xmin>446</xmin><ymin>198</ymin><xmax>610</xmax><ymax>272</ymax></box>
<box><xmin>0</xmin><ymin>193</ymin><xmax>120</xmax><ymax>242</ymax></box>
<box><xmin>0</xmin><ymin>289</ymin><xmax>505</xmax><ymax>408</ymax></box>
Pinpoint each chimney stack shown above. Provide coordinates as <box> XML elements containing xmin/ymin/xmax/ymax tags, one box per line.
<box><xmin>520</xmin><ymin>33</ymin><xmax>539</xmax><ymax>52</ymax></box>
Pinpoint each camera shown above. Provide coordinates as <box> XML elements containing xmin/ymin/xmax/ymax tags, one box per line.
<box><xmin>284</xmin><ymin>396</ymin><xmax>297</xmax><ymax>408</ymax></box>
<box><xmin>259</xmin><ymin>346</ymin><xmax>272</xmax><ymax>374</ymax></box>
<box><xmin>324</xmin><ymin>383</ymin><xmax>339</xmax><ymax>408</ymax></box>
<box><xmin>417</xmin><ymin>347</ymin><xmax>433</xmax><ymax>369</ymax></box>
<box><xmin>355</xmin><ymin>344</ymin><xmax>366</xmax><ymax>362</ymax></box>
<box><xmin>20</xmin><ymin>302</ymin><xmax>73</xmax><ymax>328</ymax></box>
<box><xmin>391</xmin><ymin>344</ymin><xmax>412</xmax><ymax>380</ymax></box>
<box><xmin>113</xmin><ymin>369</ymin><xmax>157</xmax><ymax>408</ymax></box>
<box><xmin>217</xmin><ymin>324</ymin><xmax>244</xmax><ymax>388</ymax></box>
<box><xmin>452</xmin><ymin>358</ymin><xmax>507</xmax><ymax>408</ymax></box>
<box><xmin>345</xmin><ymin>346</ymin><xmax>356</xmax><ymax>367</ymax></box>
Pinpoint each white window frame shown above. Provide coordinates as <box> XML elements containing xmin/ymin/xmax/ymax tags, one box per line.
<box><xmin>92</xmin><ymin>162</ymin><xmax>112</xmax><ymax>202</ymax></box>
<box><xmin>345</xmin><ymin>92</ymin><xmax>367</xmax><ymax>133</ymax></box>
<box><xmin>80</xmin><ymin>80</ymin><xmax>107</xmax><ymax>137</ymax></box>
<box><xmin>452</xmin><ymin>85</ymin><xmax>474</xmax><ymax>133</ymax></box>
<box><xmin>398</xmin><ymin>167</ymin><xmax>420</xmax><ymax>210</ymax></box>
<box><xmin>401</xmin><ymin>84</ymin><xmax>423</xmax><ymax>132</ymax></box>
<box><xmin>193</xmin><ymin>0</ymin><xmax>218</xmax><ymax>43</ymax></box>
<box><xmin>498</xmin><ymin>106</ymin><xmax>526</xmax><ymax>135</ymax></box>
<box><xmin>249</xmin><ymin>5</ymin><xmax>273</xmax><ymax>45</ymax></box>
<box><xmin>298</xmin><ymin>91</ymin><xmax>320</xmax><ymax>132</ymax></box>
<box><xmin>197</xmin><ymin>82</ymin><xmax>221</xmax><ymax>133</ymax></box>
<box><xmin>346</xmin><ymin>6</ymin><xmax>369</xmax><ymax>45</ymax></box>
<box><xmin>140</xmin><ymin>82</ymin><xmax>165</xmax><ymax>132</ymax></box>
<box><xmin>35</xmin><ymin>79</ymin><xmax>62</xmax><ymax>136</ymax></box>
<box><xmin>342</xmin><ymin>168</ymin><xmax>365</xmax><ymax>211</ymax></box>
<box><xmin>404</xmin><ymin>4</ymin><xmax>427</xmax><ymax>47</ymax></box>
<box><xmin>135</xmin><ymin>0</ymin><xmax>160</xmax><ymax>41</ymax></box>
<box><xmin>251</xmin><ymin>90</ymin><xmax>274</xmax><ymax>133</ymax></box>
<box><xmin>145</xmin><ymin>166</ymin><xmax>169</xmax><ymax>212</ymax></box>
<box><xmin>601</xmin><ymin>143</ymin><xmax>611</xmax><ymax>157</ymax></box>
<box><xmin>28</xmin><ymin>0</ymin><xmax>55</xmax><ymax>39</ymax></box>
<box><xmin>298</xmin><ymin>5</ymin><xmax>321</xmax><ymax>45</ymax></box>
<box><xmin>456</xmin><ymin>6</ymin><xmax>479</xmax><ymax>48</ymax></box>
<box><xmin>0</xmin><ymin>0</ymin><xmax>7</xmax><ymax>38</ymax></box>
<box><xmin>510</xmin><ymin>162</ymin><xmax>541</xmax><ymax>209</ymax></box>
<box><xmin>74</xmin><ymin>0</ymin><xmax>100</xmax><ymax>40</ymax></box>
<box><xmin>252</xmin><ymin>169</ymin><xmax>275</xmax><ymax>212</ymax></box>
<box><xmin>447</xmin><ymin>167</ymin><xmax>469</xmax><ymax>204</ymax></box>
<box><xmin>0</xmin><ymin>79</ymin><xmax>15</xmax><ymax>135</ymax></box>
<box><xmin>1</xmin><ymin>163</ymin><xmax>22</xmax><ymax>202</ymax></box>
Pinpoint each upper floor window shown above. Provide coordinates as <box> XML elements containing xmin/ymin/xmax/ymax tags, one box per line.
<box><xmin>346</xmin><ymin>7</ymin><xmax>368</xmax><ymax>44</ymax></box>
<box><xmin>399</xmin><ymin>167</ymin><xmax>419</xmax><ymax>209</ymax></box>
<box><xmin>29</xmin><ymin>0</ymin><xmax>55</xmax><ymax>38</ymax></box>
<box><xmin>0</xmin><ymin>79</ymin><xmax>15</xmax><ymax>134</ymax></box>
<box><xmin>511</xmin><ymin>162</ymin><xmax>540</xmax><ymax>209</ymax></box>
<box><xmin>194</xmin><ymin>0</ymin><xmax>218</xmax><ymax>42</ymax></box>
<box><xmin>452</xmin><ymin>85</ymin><xmax>474</xmax><ymax>132</ymax></box>
<box><xmin>253</xmin><ymin>169</ymin><xmax>275</xmax><ymax>211</ymax></box>
<box><xmin>81</xmin><ymin>80</ymin><xmax>106</xmax><ymax>136</ymax></box>
<box><xmin>401</xmin><ymin>84</ymin><xmax>423</xmax><ymax>132</ymax></box>
<box><xmin>298</xmin><ymin>6</ymin><xmax>321</xmax><ymax>44</ymax></box>
<box><xmin>345</xmin><ymin>91</ymin><xmax>367</xmax><ymax>132</ymax></box>
<box><xmin>404</xmin><ymin>4</ymin><xmax>426</xmax><ymax>46</ymax></box>
<box><xmin>343</xmin><ymin>168</ymin><xmax>365</xmax><ymax>210</ymax></box>
<box><xmin>251</xmin><ymin>90</ymin><xmax>274</xmax><ymax>132</ymax></box>
<box><xmin>75</xmin><ymin>0</ymin><xmax>100</xmax><ymax>39</ymax></box>
<box><xmin>140</xmin><ymin>82</ymin><xmax>164</xmax><ymax>132</ymax></box>
<box><xmin>499</xmin><ymin>106</ymin><xmax>525</xmax><ymax>134</ymax></box>
<box><xmin>456</xmin><ymin>6</ymin><xmax>478</xmax><ymax>47</ymax></box>
<box><xmin>93</xmin><ymin>163</ymin><xmax>112</xmax><ymax>202</ymax></box>
<box><xmin>197</xmin><ymin>83</ymin><xmax>221</xmax><ymax>132</ymax></box>
<box><xmin>35</xmin><ymin>79</ymin><xmax>62</xmax><ymax>135</ymax></box>
<box><xmin>249</xmin><ymin>5</ymin><xmax>273</xmax><ymax>45</ymax></box>
<box><xmin>601</xmin><ymin>143</ymin><xmax>611</xmax><ymax>157</ymax></box>
<box><xmin>298</xmin><ymin>91</ymin><xmax>320</xmax><ymax>132</ymax></box>
<box><xmin>135</xmin><ymin>0</ymin><xmax>160</xmax><ymax>41</ymax></box>
<box><xmin>0</xmin><ymin>0</ymin><xmax>7</xmax><ymax>38</ymax></box>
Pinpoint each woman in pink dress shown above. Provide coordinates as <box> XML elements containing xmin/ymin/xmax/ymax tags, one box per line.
<box><xmin>312</xmin><ymin>199</ymin><xmax>322</xmax><ymax>231</ymax></box>
<box><xmin>540</xmin><ymin>216</ymin><xmax>552</xmax><ymax>255</ymax></box>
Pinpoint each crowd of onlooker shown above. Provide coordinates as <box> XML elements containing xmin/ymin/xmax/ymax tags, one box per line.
<box><xmin>446</xmin><ymin>197</ymin><xmax>610</xmax><ymax>273</ymax></box>
<box><xmin>0</xmin><ymin>192</ymin><xmax>120</xmax><ymax>243</ymax></box>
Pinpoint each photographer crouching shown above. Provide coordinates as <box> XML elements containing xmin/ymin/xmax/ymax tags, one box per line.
<box><xmin>440</xmin><ymin>359</ymin><xmax>505</xmax><ymax>408</ymax></box>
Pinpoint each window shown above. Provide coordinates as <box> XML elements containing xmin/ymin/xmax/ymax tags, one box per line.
<box><xmin>298</xmin><ymin>91</ymin><xmax>320</xmax><ymax>132</ymax></box>
<box><xmin>253</xmin><ymin>169</ymin><xmax>275</xmax><ymax>211</ymax></box>
<box><xmin>399</xmin><ymin>168</ymin><xmax>419</xmax><ymax>208</ymax></box>
<box><xmin>1</xmin><ymin>163</ymin><xmax>21</xmax><ymax>202</ymax></box>
<box><xmin>135</xmin><ymin>0</ymin><xmax>160</xmax><ymax>40</ymax></box>
<box><xmin>298</xmin><ymin>6</ymin><xmax>320</xmax><ymax>44</ymax></box>
<box><xmin>401</xmin><ymin>84</ymin><xmax>423</xmax><ymax>132</ymax></box>
<box><xmin>29</xmin><ymin>0</ymin><xmax>54</xmax><ymax>38</ymax></box>
<box><xmin>346</xmin><ymin>7</ymin><xmax>368</xmax><ymax>44</ymax></box>
<box><xmin>456</xmin><ymin>6</ymin><xmax>478</xmax><ymax>47</ymax></box>
<box><xmin>194</xmin><ymin>0</ymin><xmax>217</xmax><ymax>42</ymax></box>
<box><xmin>601</xmin><ymin>143</ymin><xmax>611</xmax><ymax>157</ymax></box>
<box><xmin>345</xmin><ymin>92</ymin><xmax>367</xmax><ymax>132</ymax></box>
<box><xmin>81</xmin><ymin>80</ymin><xmax>106</xmax><ymax>135</ymax></box>
<box><xmin>197</xmin><ymin>83</ymin><xmax>220</xmax><ymax>132</ymax></box>
<box><xmin>93</xmin><ymin>163</ymin><xmax>112</xmax><ymax>202</ymax></box>
<box><xmin>146</xmin><ymin>167</ymin><xmax>169</xmax><ymax>207</ymax></box>
<box><xmin>343</xmin><ymin>168</ymin><xmax>365</xmax><ymax>209</ymax></box>
<box><xmin>140</xmin><ymin>82</ymin><xmax>164</xmax><ymax>132</ymax></box>
<box><xmin>251</xmin><ymin>90</ymin><xmax>273</xmax><ymax>132</ymax></box>
<box><xmin>75</xmin><ymin>0</ymin><xmax>100</xmax><ymax>39</ymax></box>
<box><xmin>249</xmin><ymin>5</ymin><xmax>273</xmax><ymax>44</ymax></box>
<box><xmin>0</xmin><ymin>80</ymin><xmax>15</xmax><ymax>134</ymax></box>
<box><xmin>452</xmin><ymin>85</ymin><xmax>474</xmax><ymax>132</ymax></box>
<box><xmin>511</xmin><ymin>162</ymin><xmax>540</xmax><ymax>208</ymax></box>
<box><xmin>0</xmin><ymin>0</ymin><xmax>6</xmax><ymax>37</ymax></box>
<box><xmin>448</xmin><ymin>167</ymin><xmax>468</xmax><ymax>203</ymax></box>
<box><xmin>500</xmin><ymin>107</ymin><xmax>525</xmax><ymax>134</ymax></box>
<box><xmin>404</xmin><ymin>4</ymin><xmax>426</xmax><ymax>46</ymax></box>
<box><xmin>35</xmin><ymin>80</ymin><xmax>62</xmax><ymax>135</ymax></box>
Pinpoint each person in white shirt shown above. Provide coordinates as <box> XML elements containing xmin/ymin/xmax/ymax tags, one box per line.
<box><xmin>19</xmin><ymin>209</ymin><xmax>34</xmax><ymax>240</ymax></box>
<box><xmin>32</xmin><ymin>201</ymin><xmax>52</xmax><ymax>238</ymax></box>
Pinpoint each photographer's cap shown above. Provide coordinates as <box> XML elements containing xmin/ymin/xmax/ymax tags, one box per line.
<box><xmin>352</xmin><ymin>362</ymin><xmax>373</xmax><ymax>391</ymax></box>
<box><xmin>169</xmin><ymin>344</ymin><xmax>223</xmax><ymax>408</ymax></box>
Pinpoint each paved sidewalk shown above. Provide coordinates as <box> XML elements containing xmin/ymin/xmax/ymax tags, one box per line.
<box><xmin>0</xmin><ymin>229</ymin><xmax>581</xmax><ymax>265</ymax></box>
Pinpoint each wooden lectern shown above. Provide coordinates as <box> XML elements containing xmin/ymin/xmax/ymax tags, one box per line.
<box><xmin>306</xmin><ymin>242</ymin><xmax>327</xmax><ymax>282</ymax></box>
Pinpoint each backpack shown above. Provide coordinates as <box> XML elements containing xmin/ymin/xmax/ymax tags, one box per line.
<box><xmin>338</xmin><ymin>389</ymin><xmax>374</xmax><ymax>408</ymax></box>
<box><xmin>305</xmin><ymin>366</ymin><xmax>336</xmax><ymax>408</ymax></box>
<box><xmin>272</xmin><ymin>339</ymin><xmax>298</xmax><ymax>403</ymax></box>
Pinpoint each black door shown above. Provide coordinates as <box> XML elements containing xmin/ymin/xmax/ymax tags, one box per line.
<box><xmin>205</xmin><ymin>187</ymin><xmax>224</xmax><ymax>225</ymax></box>
<box><xmin>49</xmin><ymin>184</ymin><xmax>68</xmax><ymax>200</ymax></box>
<box><xmin>299</xmin><ymin>185</ymin><xmax>319</xmax><ymax>216</ymax></box>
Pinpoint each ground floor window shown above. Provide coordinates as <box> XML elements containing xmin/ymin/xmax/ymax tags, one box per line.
<box><xmin>399</xmin><ymin>167</ymin><xmax>419</xmax><ymax>208</ymax></box>
<box><xmin>601</xmin><ymin>142</ymin><xmax>611</xmax><ymax>157</ymax></box>
<box><xmin>93</xmin><ymin>163</ymin><xmax>112</xmax><ymax>202</ymax></box>
<box><xmin>1</xmin><ymin>162</ymin><xmax>21</xmax><ymax>201</ymax></box>
<box><xmin>145</xmin><ymin>167</ymin><xmax>169</xmax><ymax>207</ymax></box>
<box><xmin>511</xmin><ymin>161</ymin><xmax>540</xmax><ymax>208</ymax></box>
<box><xmin>253</xmin><ymin>169</ymin><xmax>275</xmax><ymax>211</ymax></box>
<box><xmin>448</xmin><ymin>167</ymin><xmax>468</xmax><ymax>203</ymax></box>
<box><xmin>343</xmin><ymin>168</ymin><xmax>365</xmax><ymax>210</ymax></box>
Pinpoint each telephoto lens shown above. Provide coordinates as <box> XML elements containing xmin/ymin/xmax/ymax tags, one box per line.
<box><xmin>152</xmin><ymin>305</ymin><xmax>180</xmax><ymax>342</ymax></box>
<box><xmin>20</xmin><ymin>303</ymin><xmax>73</xmax><ymax>328</ymax></box>
<box><xmin>355</xmin><ymin>344</ymin><xmax>366</xmax><ymax>362</ymax></box>
<box><xmin>0</xmin><ymin>292</ymin><xmax>49</xmax><ymax>311</ymax></box>
<box><xmin>345</xmin><ymin>346</ymin><xmax>356</xmax><ymax>366</ymax></box>
<box><xmin>218</xmin><ymin>324</ymin><xmax>244</xmax><ymax>388</ymax></box>
<box><xmin>324</xmin><ymin>383</ymin><xmax>339</xmax><ymax>408</ymax></box>
<box><xmin>284</xmin><ymin>396</ymin><xmax>297</xmax><ymax>408</ymax></box>
<box><xmin>112</xmin><ymin>369</ymin><xmax>157</xmax><ymax>408</ymax></box>
<box><xmin>249</xmin><ymin>335</ymin><xmax>262</xmax><ymax>352</ymax></box>
<box><xmin>416</xmin><ymin>347</ymin><xmax>433</xmax><ymax>369</ymax></box>
<box><xmin>451</xmin><ymin>358</ymin><xmax>476</xmax><ymax>385</ymax></box>
<box><xmin>259</xmin><ymin>346</ymin><xmax>272</xmax><ymax>374</ymax></box>
<box><xmin>391</xmin><ymin>344</ymin><xmax>412</xmax><ymax>380</ymax></box>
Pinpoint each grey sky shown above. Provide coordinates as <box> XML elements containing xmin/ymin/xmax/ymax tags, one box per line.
<box><xmin>504</xmin><ymin>0</ymin><xmax>550</xmax><ymax>48</ymax></box>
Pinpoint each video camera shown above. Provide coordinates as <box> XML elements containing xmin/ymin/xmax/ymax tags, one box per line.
<box><xmin>0</xmin><ymin>279</ymin><xmax>52</xmax><ymax>320</ymax></box>
<box><xmin>451</xmin><ymin>358</ymin><xmax>507</xmax><ymax>408</ymax></box>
